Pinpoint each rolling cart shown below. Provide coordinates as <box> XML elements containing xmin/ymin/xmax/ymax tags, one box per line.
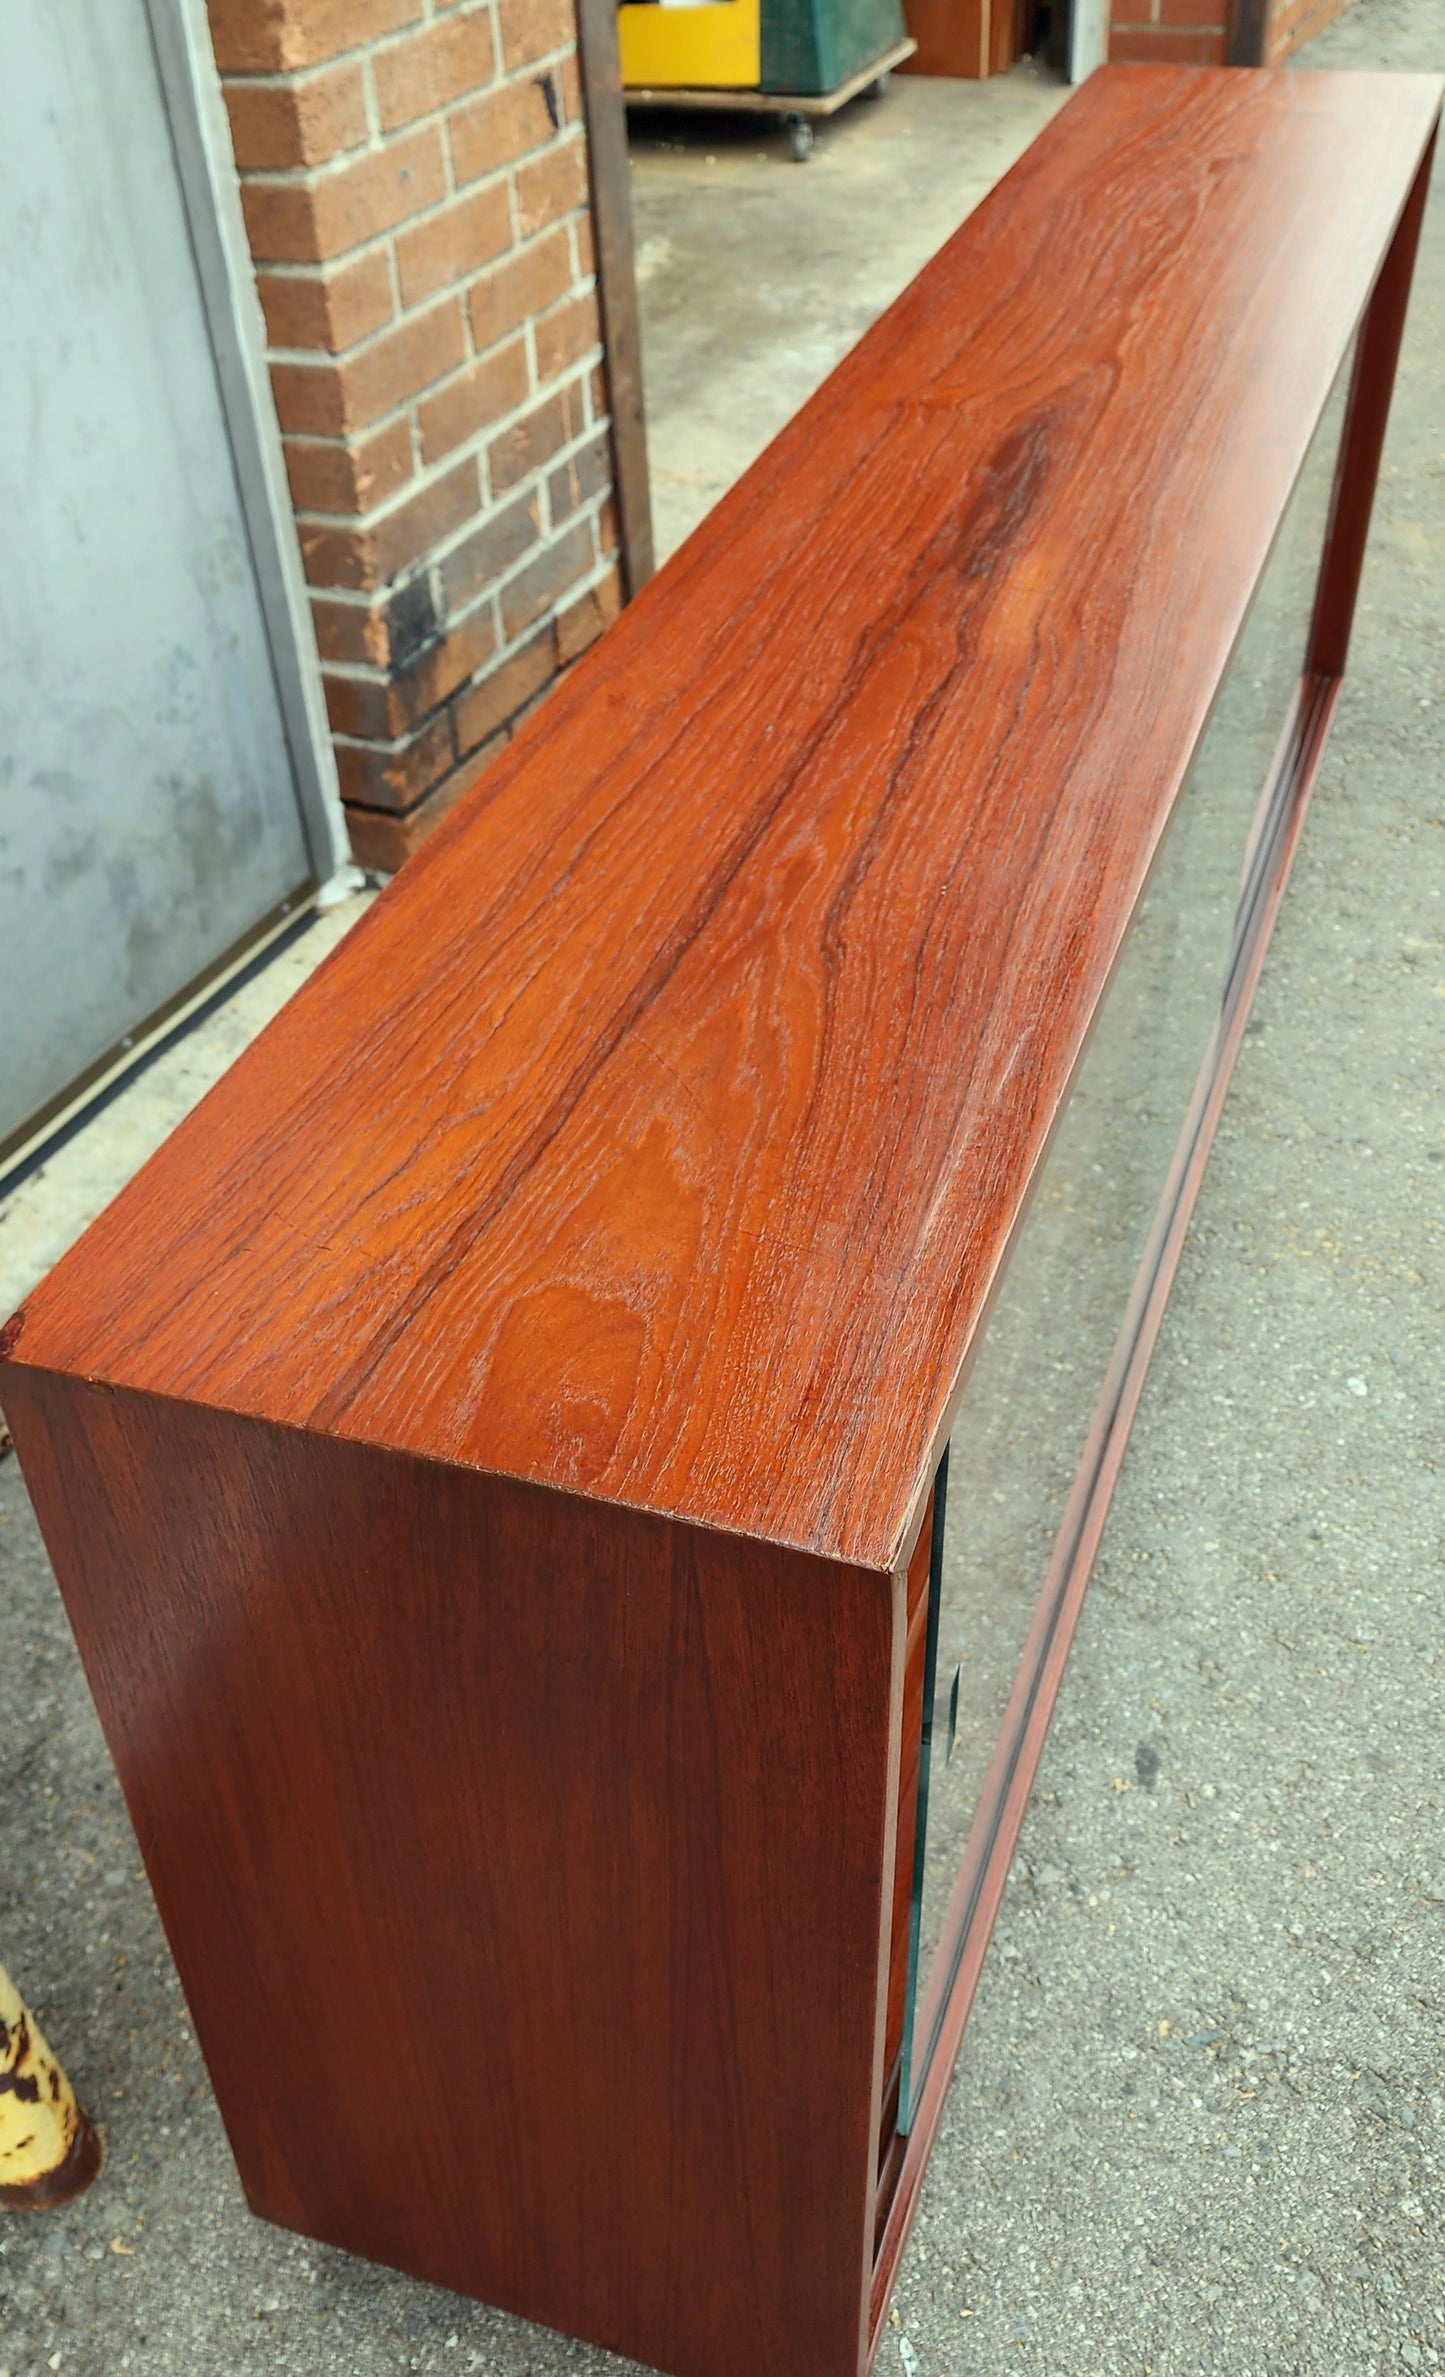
<box><xmin>620</xmin><ymin>0</ymin><xmax>915</xmax><ymax>159</ymax></box>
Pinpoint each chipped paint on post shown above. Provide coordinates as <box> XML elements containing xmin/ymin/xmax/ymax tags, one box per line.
<box><xmin>0</xmin><ymin>1961</ymin><xmax>102</xmax><ymax>2209</ymax></box>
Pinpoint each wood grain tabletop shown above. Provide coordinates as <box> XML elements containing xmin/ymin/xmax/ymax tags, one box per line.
<box><xmin>8</xmin><ymin>66</ymin><xmax>1441</xmax><ymax>1573</ymax></box>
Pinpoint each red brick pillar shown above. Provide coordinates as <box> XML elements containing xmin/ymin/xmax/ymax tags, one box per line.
<box><xmin>1106</xmin><ymin>6</ymin><xmax>1230</xmax><ymax>62</ymax></box>
<box><xmin>1108</xmin><ymin>0</ymin><xmax>1350</xmax><ymax>64</ymax></box>
<box><xmin>207</xmin><ymin>0</ymin><xmax>623</xmax><ymax>869</ymax></box>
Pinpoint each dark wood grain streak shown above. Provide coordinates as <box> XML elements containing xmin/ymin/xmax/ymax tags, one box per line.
<box><xmin>9</xmin><ymin>71</ymin><xmax>1440</xmax><ymax>1577</ymax></box>
<box><xmin>3</xmin><ymin>1368</ymin><xmax>899</xmax><ymax>2377</ymax></box>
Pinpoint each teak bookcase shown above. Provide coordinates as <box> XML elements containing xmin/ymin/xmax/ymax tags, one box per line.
<box><xmin>4</xmin><ymin>65</ymin><xmax>1440</xmax><ymax>2377</ymax></box>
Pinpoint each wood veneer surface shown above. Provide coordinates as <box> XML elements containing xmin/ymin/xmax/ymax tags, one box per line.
<box><xmin>8</xmin><ymin>68</ymin><xmax>1442</xmax><ymax>1573</ymax></box>
<box><xmin>11</xmin><ymin>1372</ymin><xmax>898</xmax><ymax>2377</ymax></box>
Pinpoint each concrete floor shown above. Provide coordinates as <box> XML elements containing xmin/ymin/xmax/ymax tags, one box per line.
<box><xmin>628</xmin><ymin>61</ymin><xmax>1070</xmax><ymax>559</ymax></box>
<box><xmin>3</xmin><ymin>12</ymin><xmax>1444</xmax><ymax>2375</ymax></box>
<box><xmin>0</xmin><ymin>896</ymin><xmax>375</xmax><ymax>1331</ymax></box>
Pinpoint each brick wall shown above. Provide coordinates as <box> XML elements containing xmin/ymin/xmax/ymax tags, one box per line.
<box><xmin>1108</xmin><ymin>0</ymin><xmax>1349</xmax><ymax>65</ymax></box>
<box><xmin>1107</xmin><ymin>2</ymin><xmax>1230</xmax><ymax>66</ymax></box>
<box><xmin>207</xmin><ymin>0</ymin><xmax>623</xmax><ymax>870</ymax></box>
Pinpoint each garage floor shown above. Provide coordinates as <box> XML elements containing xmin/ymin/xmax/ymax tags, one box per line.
<box><xmin>628</xmin><ymin>60</ymin><xmax>1069</xmax><ymax>558</ymax></box>
<box><xmin>3</xmin><ymin>14</ymin><xmax>1445</xmax><ymax>2376</ymax></box>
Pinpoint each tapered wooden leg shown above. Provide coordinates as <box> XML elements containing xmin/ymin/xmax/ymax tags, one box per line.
<box><xmin>1308</xmin><ymin>126</ymin><xmax>1438</xmax><ymax>679</ymax></box>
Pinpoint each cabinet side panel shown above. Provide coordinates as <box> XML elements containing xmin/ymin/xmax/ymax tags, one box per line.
<box><xmin>5</xmin><ymin>1371</ymin><xmax>894</xmax><ymax>2377</ymax></box>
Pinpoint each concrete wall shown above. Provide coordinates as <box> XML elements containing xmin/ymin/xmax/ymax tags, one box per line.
<box><xmin>1251</xmin><ymin>0</ymin><xmax>1354</xmax><ymax>62</ymax></box>
<box><xmin>207</xmin><ymin>0</ymin><xmax>623</xmax><ymax>868</ymax></box>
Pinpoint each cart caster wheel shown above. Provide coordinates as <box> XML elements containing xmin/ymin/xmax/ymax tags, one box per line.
<box><xmin>865</xmin><ymin>70</ymin><xmax>891</xmax><ymax>97</ymax></box>
<box><xmin>786</xmin><ymin>114</ymin><xmax>815</xmax><ymax>162</ymax></box>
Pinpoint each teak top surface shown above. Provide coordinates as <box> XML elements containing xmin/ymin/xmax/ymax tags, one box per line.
<box><xmin>12</xmin><ymin>68</ymin><xmax>1441</xmax><ymax>1573</ymax></box>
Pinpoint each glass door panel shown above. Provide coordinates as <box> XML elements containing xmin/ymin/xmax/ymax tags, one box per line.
<box><xmin>896</xmin><ymin>341</ymin><xmax>1355</xmax><ymax>2130</ymax></box>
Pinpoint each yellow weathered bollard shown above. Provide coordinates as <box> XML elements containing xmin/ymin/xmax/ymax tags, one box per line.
<box><xmin>0</xmin><ymin>1962</ymin><xmax>102</xmax><ymax>2209</ymax></box>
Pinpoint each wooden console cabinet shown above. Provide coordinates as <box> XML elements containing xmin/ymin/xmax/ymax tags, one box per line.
<box><xmin>4</xmin><ymin>66</ymin><xmax>1440</xmax><ymax>2377</ymax></box>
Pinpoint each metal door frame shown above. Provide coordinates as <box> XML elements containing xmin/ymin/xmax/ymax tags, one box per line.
<box><xmin>0</xmin><ymin>0</ymin><xmax>350</xmax><ymax>1188</ymax></box>
<box><xmin>146</xmin><ymin>0</ymin><xmax>348</xmax><ymax>886</ymax></box>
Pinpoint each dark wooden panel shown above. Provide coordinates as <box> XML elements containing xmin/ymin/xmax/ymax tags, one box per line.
<box><xmin>4</xmin><ymin>1370</ymin><xmax>898</xmax><ymax>2377</ymax></box>
<box><xmin>8</xmin><ymin>71</ymin><xmax>1439</xmax><ymax>1579</ymax></box>
<box><xmin>897</xmin><ymin>0</ymin><xmax>991</xmax><ymax>77</ymax></box>
<box><xmin>1308</xmin><ymin>128</ymin><xmax>1438</xmax><ymax>677</ymax></box>
<box><xmin>575</xmin><ymin>0</ymin><xmax>655</xmax><ymax>595</ymax></box>
<box><xmin>881</xmin><ymin>1491</ymin><xmax>935</xmax><ymax>2089</ymax></box>
<box><xmin>987</xmin><ymin>0</ymin><xmax>1024</xmax><ymax>76</ymax></box>
<box><xmin>1227</xmin><ymin>0</ymin><xmax>1268</xmax><ymax>68</ymax></box>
